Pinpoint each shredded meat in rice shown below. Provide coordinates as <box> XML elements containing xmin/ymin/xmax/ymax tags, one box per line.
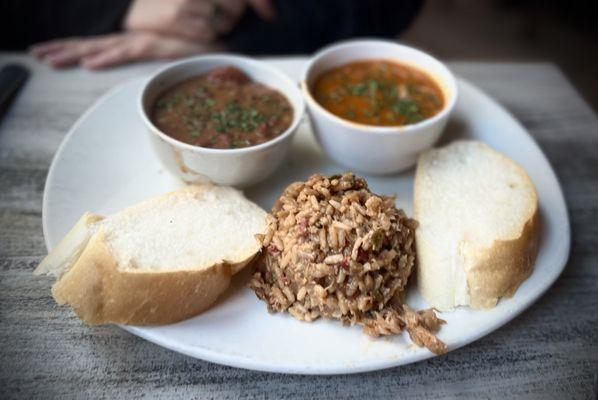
<box><xmin>250</xmin><ymin>173</ymin><xmax>447</xmax><ymax>355</ymax></box>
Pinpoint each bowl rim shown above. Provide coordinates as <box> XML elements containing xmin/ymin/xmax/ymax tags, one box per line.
<box><xmin>138</xmin><ymin>54</ymin><xmax>305</xmax><ymax>155</ymax></box>
<box><xmin>300</xmin><ymin>38</ymin><xmax>458</xmax><ymax>135</ymax></box>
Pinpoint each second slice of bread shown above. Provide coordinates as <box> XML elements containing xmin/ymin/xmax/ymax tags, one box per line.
<box><xmin>35</xmin><ymin>185</ymin><xmax>267</xmax><ymax>325</ymax></box>
<box><xmin>414</xmin><ymin>140</ymin><xmax>539</xmax><ymax>311</ymax></box>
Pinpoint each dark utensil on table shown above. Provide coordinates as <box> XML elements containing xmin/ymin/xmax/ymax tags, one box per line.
<box><xmin>0</xmin><ymin>64</ymin><xmax>29</xmax><ymax>125</ymax></box>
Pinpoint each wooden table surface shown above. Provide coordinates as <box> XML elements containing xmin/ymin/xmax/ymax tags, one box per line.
<box><xmin>0</xmin><ymin>54</ymin><xmax>596</xmax><ymax>399</ymax></box>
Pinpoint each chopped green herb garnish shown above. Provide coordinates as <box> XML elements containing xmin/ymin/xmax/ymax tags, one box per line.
<box><xmin>350</xmin><ymin>82</ymin><xmax>369</xmax><ymax>96</ymax></box>
<box><xmin>392</xmin><ymin>98</ymin><xmax>423</xmax><ymax>122</ymax></box>
<box><xmin>151</xmin><ymin>67</ymin><xmax>292</xmax><ymax>149</ymax></box>
<box><xmin>368</xmin><ymin>79</ymin><xmax>379</xmax><ymax>93</ymax></box>
<box><xmin>312</xmin><ymin>60</ymin><xmax>444</xmax><ymax>126</ymax></box>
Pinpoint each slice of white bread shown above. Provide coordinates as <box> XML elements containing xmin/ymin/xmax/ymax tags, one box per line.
<box><xmin>414</xmin><ymin>140</ymin><xmax>539</xmax><ymax>311</ymax></box>
<box><xmin>34</xmin><ymin>185</ymin><xmax>267</xmax><ymax>325</ymax></box>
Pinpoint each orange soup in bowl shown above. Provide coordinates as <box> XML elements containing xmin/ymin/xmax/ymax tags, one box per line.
<box><xmin>312</xmin><ymin>60</ymin><xmax>444</xmax><ymax>126</ymax></box>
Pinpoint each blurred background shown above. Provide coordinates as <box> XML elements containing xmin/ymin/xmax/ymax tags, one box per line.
<box><xmin>1</xmin><ymin>0</ymin><xmax>597</xmax><ymax>110</ymax></box>
<box><xmin>402</xmin><ymin>0</ymin><xmax>598</xmax><ymax>111</ymax></box>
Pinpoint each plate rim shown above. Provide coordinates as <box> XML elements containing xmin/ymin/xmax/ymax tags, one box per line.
<box><xmin>42</xmin><ymin>76</ymin><xmax>571</xmax><ymax>375</ymax></box>
<box><xmin>41</xmin><ymin>79</ymin><xmax>150</xmax><ymax>250</ymax></box>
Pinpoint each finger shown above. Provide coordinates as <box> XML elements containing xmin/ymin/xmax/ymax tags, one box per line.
<box><xmin>30</xmin><ymin>40</ymin><xmax>72</xmax><ymax>58</ymax></box>
<box><xmin>44</xmin><ymin>36</ymin><xmax>119</xmax><ymax>68</ymax></box>
<box><xmin>246</xmin><ymin>0</ymin><xmax>276</xmax><ymax>21</ymax></box>
<box><xmin>82</xmin><ymin>43</ymin><xmax>138</xmax><ymax>70</ymax></box>
<box><xmin>83</xmin><ymin>33</ymin><xmax>205</xmax><ymax>70</ymax></box>
<box><xmin>82</xmin><ymin>33</ymin><xmax>157</xmax><ymax>69</ymax></box>
<box><xmin>86</xmin><ymin>39</ymin><xmax>193</xmax><ymax>69</ymax></box>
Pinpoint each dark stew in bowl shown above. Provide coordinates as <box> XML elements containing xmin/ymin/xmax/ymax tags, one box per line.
<box><xmin>151</xmin><ymin>66</ymin><xmax>293</xmax><ymax>149</ymax></box>
<box><xmin>312</xmin><ymin>60</ymin><xmax>444</xmax><ymax>126</ymax></box>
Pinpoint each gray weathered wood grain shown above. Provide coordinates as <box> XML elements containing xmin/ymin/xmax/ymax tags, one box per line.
<box><xmin>0</xmin><ymin>53</ymin><xmax>596</xmax><ymax>399</ymax></box>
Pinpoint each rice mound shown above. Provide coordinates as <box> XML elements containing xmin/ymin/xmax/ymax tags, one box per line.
<box><xmin>250</xmin><ymin>172</ymin><xmax>446</xmax><ymax>354</ymax></box>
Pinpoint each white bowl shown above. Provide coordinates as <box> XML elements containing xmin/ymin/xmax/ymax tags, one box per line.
<box><xmin>139</xmin><ymin>55</ymin><xmax>305</xmax><ymax>187</ymax></box>
<box><xmin>301</xmin><ymin>39</ymin><xmax>458</xmax><ymax>174</ymax></box>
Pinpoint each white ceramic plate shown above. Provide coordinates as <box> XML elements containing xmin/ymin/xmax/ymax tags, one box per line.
<box><xmin>43</xmin><ymin>60</ymin><xmax>570</xmax><ymax>375</ymax></box>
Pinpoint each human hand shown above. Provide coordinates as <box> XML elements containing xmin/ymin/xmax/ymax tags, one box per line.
<box><xmin>30</xmin><ymin>32</ymin><xmax>214</xmax><ymax>70</ymax></box>
<box><xmin>123</xmin><ymin>0</ymin><xmax>276</xmax><ymax>42</ymax></box>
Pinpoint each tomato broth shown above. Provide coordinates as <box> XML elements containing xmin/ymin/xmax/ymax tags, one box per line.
<box><xmin>313</xmin><ymin>60</ymin><xmax>444</xmax><ymax>126</ymax></box>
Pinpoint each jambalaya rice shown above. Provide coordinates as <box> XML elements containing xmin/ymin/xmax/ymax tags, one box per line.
<box><xmin>250</xmin><ymin>173</ymin><xmax>447</xmax><ymax>354</ymax></box>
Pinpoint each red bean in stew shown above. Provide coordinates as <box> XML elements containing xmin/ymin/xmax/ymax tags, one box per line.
<box><xmin>151</xmin><ymin>66</ymin><xmax>293</xmax><ymax>149</ymax></box>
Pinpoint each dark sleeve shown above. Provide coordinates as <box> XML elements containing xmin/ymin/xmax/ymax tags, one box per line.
<box><xmin>0</xmin><ymin>0</ymin><xmax>132</xmax><ymax>50</ymax></box>
<box><xmin>225</xmin><ymin>0</ymin><xmax>424</xmax><ymax>55</ymax></box>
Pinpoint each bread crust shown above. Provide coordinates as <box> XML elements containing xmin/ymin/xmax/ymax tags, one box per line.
<box><xmin>38</xmin><ymin>184</ymin><xmax>266</xmax><ymax>325</ymax></box>
<box><xmin>464</xmin><ymin>207</ymin><xmax>539</xmax><ymax>308</ymax></box>
<box><xmin>414</xmin><ymin>140</ymin><xmax>540</xmax><ymax>310</ymax></box>
<box><xmin>50</xmin><ymin>231</ymin><xmax>259</xmax><ymax>325</ymax></box>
